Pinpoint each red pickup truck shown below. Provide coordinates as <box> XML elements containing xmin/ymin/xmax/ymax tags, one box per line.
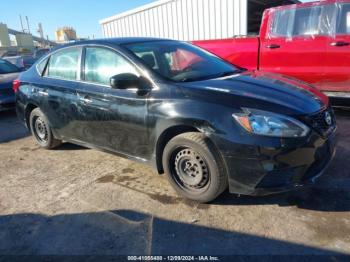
<box><xmin>194</xmin><ymin>0</ymin><xmax>350</xmax><ymax>103</ymax></box>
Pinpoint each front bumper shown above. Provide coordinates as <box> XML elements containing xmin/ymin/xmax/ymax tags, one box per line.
<box><xmin>251</xmin><ymin>144</ymin><xmax>336</xmax><ymax>196</ymax></box>
<box><xmin>211</xmin><ymin>129</ymin><xmax>337</xmax><ymax>196</ymax></box>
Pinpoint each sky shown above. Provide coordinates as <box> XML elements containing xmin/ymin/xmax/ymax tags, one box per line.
<box><xmin>0</xmin><ymin>0</ymin><xmax>155</xmax><ymax>40</ymax></box>
<box><xmin>1</xmin><ymin>0</ymin><xmax>312</xmax><ymax>41</ymax></box>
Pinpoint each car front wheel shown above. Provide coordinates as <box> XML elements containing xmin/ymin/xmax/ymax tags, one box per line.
<box><xmin>162</xmin><ymin>132</ymin><xmax>228</xmax><ymax>203</ymax></box>
<box><xmin>29</xmin><ymin>108</ymin><xmax>62</xmax><ymax>149</ymax></box>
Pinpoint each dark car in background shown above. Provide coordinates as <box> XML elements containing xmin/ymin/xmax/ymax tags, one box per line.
<box><xmin>0</xmin><ymin>59</ymin><xmax>21</xmax><ymax>111</ymax></box>
<box><xmin>3</xmin><ymin>55</ymin><xmax>36</xmax><ymax>71</ymax></box>
<box><xmin>33</xmin><ymin>48</ymin><xmax>50</xmax><ymax>59</ymax></box>
<box><xmin>14</xmin><ymin>38</ymin><xmax>336</xmax><ymax>202</ymax></box>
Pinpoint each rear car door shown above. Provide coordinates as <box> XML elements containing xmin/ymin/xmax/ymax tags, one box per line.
<box><xmin>323</xmin><ymin>2</ymin><xmax>350</xmax><ymax>94</ymax></box>
<box><xmin>75</xmin><ymin>46</ymin><xmax>150</xmax><ymax>159</ymax></box>
<box><xmin>260</xmin><ymin>3</ymin><xmax>333</xmax><ymax>89</ymax></box>
<box><xmin>38</xmin><ymin>47</ymin><xmax>84</xmax><ymax>141</ymax></box>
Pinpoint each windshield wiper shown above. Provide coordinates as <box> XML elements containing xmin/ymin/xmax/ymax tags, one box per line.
<box><xmin>216</xmin><ymin>70</ymin><xmax>240</xmax><ymax>78</ymax></box>
<box><xmin>178</xmin><ymin>70</ymin><xmax>241</xmax><ymax>82</ymax></box>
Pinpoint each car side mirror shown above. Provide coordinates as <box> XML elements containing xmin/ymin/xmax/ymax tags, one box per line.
<box><xmin>110</xmin><ymin>73</ymin><xmax>143</xmax><ymax>90</ymax></box>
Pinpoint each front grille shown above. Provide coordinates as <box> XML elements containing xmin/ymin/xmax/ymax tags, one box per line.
<box><xmin>303</xmin><ymin>107</ymin><xmax>336</xmax><ymax>137</ymax></box>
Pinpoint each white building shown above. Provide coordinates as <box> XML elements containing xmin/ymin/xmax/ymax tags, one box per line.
<box><xmin>100</xmin><ymin>0</ymin><xmax>299</xmax><ymax>41</ymax></box>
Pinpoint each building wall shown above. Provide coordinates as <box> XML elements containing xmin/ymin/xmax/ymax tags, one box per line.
<box><xmin>15</xmin><ymin>33</ymin><xmax>34</xmax><ymax>48</ymax></box>
<box><xmin>100</xmin><ymin>0</ymin><xmax>248</xmax><ymax>41</ymax></box>
<box><xmin>55</xmin><ymin>27</ymin><xmax>77</xmax><ymax>43</ymax></box>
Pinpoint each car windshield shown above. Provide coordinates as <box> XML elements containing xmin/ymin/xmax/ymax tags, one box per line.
<box><xmin>124</xmin><ymin>40</ymin><xmax>239</xmax><ymax>82</ymax></box>
<box><xmin>0</xmin><ymin>59</ymin><xmax>20</xmax><ymax>74</ymax></box>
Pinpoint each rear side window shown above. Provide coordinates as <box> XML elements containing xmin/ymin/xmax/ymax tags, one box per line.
<box><xmin>271</xmin><ymin>5</ymin><xmax>335</xmax><ymax>37</ymax></box>
<box><xmin>84</xmin><ymin>47</ymin><xmax>138</xmax><ymax>85</ymax></box>
<box><xmin>47</xmin><ymin>47</ymin><xmax>81</xmax><ymax>80</ymax></box>
<box><xmin>337</xmin><ymin>4</ymin><xmax>350</xmax><ymax>34</ymax></box>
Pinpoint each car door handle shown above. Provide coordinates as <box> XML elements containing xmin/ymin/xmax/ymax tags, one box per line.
<box><xmin>330</xmin><ymin>41</ymin><xmax>350</xmax><ymax>47</ymax></box>
<box><xmin>79</xmin><ymin>95</ymin><xmax>92</xmax><ymax>104</ymax></box>
<box><xmin>266</xmin><ymin>44</ymin><xmax>281</xmax><ymax>49</ymax></box>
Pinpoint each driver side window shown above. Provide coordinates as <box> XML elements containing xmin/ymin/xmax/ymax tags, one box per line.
<box><xmin>84</xmin><ymin>47</ymin><xmax>138</xmax><ymax>85</ymax></box>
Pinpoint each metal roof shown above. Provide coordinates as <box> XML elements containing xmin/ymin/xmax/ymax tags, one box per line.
<box><xmin>100</xmin><ymin>0</ymin><xmax>174</xmax><ymax>25</ymax></box>
<box><xmin>100</xmin><ymin>0</ymin><xmax>301</xmax><ymax>25</ymax></box>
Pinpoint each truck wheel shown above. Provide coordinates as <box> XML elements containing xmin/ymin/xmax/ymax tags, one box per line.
<box><xmin>29</xmin><ymin>108</ymin><xmax>62</xmax><ymax>149</ymax></box>
<box><xmin>162</xmin><ymin>132</ymin><xmax>228</xmax><ymax>203</ymax></box>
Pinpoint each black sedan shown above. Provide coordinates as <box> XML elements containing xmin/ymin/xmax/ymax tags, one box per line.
<box><xmin>0</xmin><ymin>59</ymin><xmax>21</xmax><ymax>111</ymax></box>
<box><xmin>14</xmin><ymin>38</ymin><xmax>336</xmax><ymax>202</ymax></box>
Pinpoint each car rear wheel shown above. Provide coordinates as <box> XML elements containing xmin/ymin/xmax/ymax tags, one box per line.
<box><xmin>162</xmin><ymin>132</ymin><xmax>228</xmax><ymax>203</ymax></box>
<box><xmin>29</xmin><ymin>108</ymin><xmax>62</xmax><ymax>149</ymax></box>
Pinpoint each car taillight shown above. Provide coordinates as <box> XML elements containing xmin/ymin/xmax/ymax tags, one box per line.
<box><xmin>13</xmin><ymin>79</ymin><xmax>21</xmax><ymax>93</ymax></box>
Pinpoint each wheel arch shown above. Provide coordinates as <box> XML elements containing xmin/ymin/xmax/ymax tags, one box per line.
<box><xmin>155</xmin><ymin>125</ymin><xmax>200</xmax><ymax>174</ymax></box>
<box><xmin>24</xmin><ymin>103</ymin><xmax>39</xmax><ymax>129</ymax></box>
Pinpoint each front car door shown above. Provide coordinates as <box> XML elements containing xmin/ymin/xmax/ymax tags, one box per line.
<box><xmin>323</xmin><ymin>1</ymin><xmax>350</xmax><ymax>95</ymax></box>
<box><xmin>75</xmin><ymin>46</ymin><xmax>151</xmax><ymax>160</ymax></box>
<box><xmin>260</xmin><ymin>3</ymin><xmax>334</xmax><ymax>89</ymax></box>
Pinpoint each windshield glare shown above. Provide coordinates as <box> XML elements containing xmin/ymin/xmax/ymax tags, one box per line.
<box><xmin>0</xmin><ymin>59</ymin><xmax>20</xmax><ymax>74</ymax></box>
<box><xmin>124</xmin><ymin>41</ymin><xmax>238</xmax><ymax>82</ymax></box>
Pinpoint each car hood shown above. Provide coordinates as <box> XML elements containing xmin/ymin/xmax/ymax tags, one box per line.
<box><xmin>178</xmin><ymin>71</ymin><xmax>328</xmax><ymax>115</ymax></box>
<box><xmin>0</xmin><ymin>72</ymin><xmax>19</xmax><ymax>89</ymax></box>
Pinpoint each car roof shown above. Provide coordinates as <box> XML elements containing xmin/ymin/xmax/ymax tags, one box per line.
<box><xmin>53</xmin><ymin>37</ymin><xmax>173</xmax><ymax>50</ymax></box>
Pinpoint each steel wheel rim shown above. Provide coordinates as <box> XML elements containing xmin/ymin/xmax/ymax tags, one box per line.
<box><xmin>33</xmin><ymin>116</ymin><xmax>48</xmax><ymax>143</ymax></box>
<box><xmin>171</xmin><ymin>147</ymin><xmax>210</xmax><ymax>193</ymax></box>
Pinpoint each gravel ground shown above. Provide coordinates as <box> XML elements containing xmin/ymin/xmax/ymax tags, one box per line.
<box><xmin>0</xmin><ymin>109</ymin><xmax>349</xmax><ymax>258</ymax></box>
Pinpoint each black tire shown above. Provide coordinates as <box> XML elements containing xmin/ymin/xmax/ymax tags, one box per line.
<box><xmin>29</xmin><ymin>108</ymin><xmax>62</xmax><ymax>149</ymax></box>
<box><xmin>162</xmin><ymin>132</ymin><xmax>228</xmax><ymax>203</ymax></box>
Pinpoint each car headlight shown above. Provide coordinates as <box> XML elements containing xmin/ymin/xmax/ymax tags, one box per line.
<box><xmin>232</xmin><ymin>108</ymin><xmax>310</xmax><ymax>138</ymax></box>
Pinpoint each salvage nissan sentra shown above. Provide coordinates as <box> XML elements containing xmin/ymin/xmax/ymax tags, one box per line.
<box><xmin>14</xmin><ymin>38</ymin><xmax>336</xmax><ymax>202</ymax></box>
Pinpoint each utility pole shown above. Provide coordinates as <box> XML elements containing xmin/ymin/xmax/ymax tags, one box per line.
<box><xmin>25</xmin><ymin>16</ymin><xmax>30</xmax><ymax>34</ymax></box>
<box><xmin>37</xmin><ymin>23</ymin><xmax>44</xmax><ymax>46</ymax></box>
<box><xmin>19</xmin><ymin>15</ymin><xmax>24</xmax><ymax>32</ymax></box>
